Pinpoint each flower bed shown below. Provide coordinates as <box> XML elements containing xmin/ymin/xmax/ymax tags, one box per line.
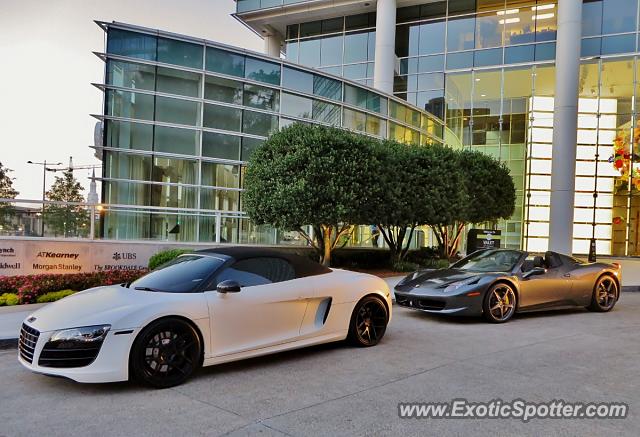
<box><xmin>0</xmin><ymin>270</ymin><xmax>148</xmax><ymax>305</ymax></box>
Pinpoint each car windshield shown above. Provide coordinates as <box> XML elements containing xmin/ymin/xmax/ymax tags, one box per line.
<box><xmin>130</xmin><ymin>255</ymin><xmax>225</xmax><ymax>293</ymax></box>
<box><xmin>450</xmin><ymin>250</ymin><xmax>522</xmax><ymax>273</ymax></box>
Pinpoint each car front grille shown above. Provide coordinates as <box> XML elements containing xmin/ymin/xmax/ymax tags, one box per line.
<box><xmin>38</xmin><ymin>340</ymin><xmax>104</xmax><ymax>368</ymax></box>
<box><xmin>19</xmin><ymin>324</ymin><xmax>40</xmax><ymax>364</ymax></box>
<box><xmin>396</xmin><ymin>296</ymin><xmax>446</xmax><ymax>311</ymax></box>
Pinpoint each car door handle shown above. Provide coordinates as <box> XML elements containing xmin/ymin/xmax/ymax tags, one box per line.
<box><xmin>563</xmin><ymin>273</ymin><xmax>571</xmax><ymax>278</ymax></box>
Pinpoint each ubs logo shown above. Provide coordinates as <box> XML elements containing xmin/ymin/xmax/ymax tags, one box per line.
<box><xmin>112</xmin><ymin>252</ymin><xmax>137</xmax><ymax>261</ymax></box>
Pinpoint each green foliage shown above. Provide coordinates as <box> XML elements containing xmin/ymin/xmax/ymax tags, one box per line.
<box><xmin>0</xmin><ymin>162</ymin><xmax>19</xmax><ymax>231</ymax></box>
<box><xmin>148</xmin><ymin>248</ymin><xmax>191</xmax><ymax>270</ymax></box>
<box><xmin>0</xmin><ymin>293</ymin><xmax>19</xmax><ymax>306</ymax></box>
<box><xmin>390</xmin><ymin>260</ymin><xmax>421</xmax><ymax>272</ymax></box>
<box><xmin>243</xmin><ymin>123</ymin><xmax>382</xmax><ymax>266</ymax></box>
<box><xmin>44</xmin><ymin>169</ymin><xmax>89</xmax><ymax>237</ymax></box>
<box><xmin>36</xmin><ymin>290</ymin><xmax>76</xmax><ymax>303</ymax></box>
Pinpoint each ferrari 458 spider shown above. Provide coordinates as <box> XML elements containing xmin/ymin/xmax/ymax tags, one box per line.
<box><xmin>19</xmin><ymin>247</ymin><xmax>391</xmax><ymax>387</ymax></box>
<box><xmin>394</xmin><ymin>249</ymin><xmax>621</xmax><ymax>323</ymax></box>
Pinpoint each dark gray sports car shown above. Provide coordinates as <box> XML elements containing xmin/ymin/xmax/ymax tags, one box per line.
<box><xmin>394</xmin><ymin>249</ymin><xmax>622</xmax><ymax>323</ymax></box>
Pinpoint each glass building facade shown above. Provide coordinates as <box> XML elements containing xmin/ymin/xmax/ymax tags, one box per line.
<box><xmin>231</xmin><ymin>0</ymin><xmax>640</xmax><ymax>256</ymax></box>
<box><xmin>95</xmin><ymin>22</ymin><xmax>445</xmax><ymax>245</ymax></box>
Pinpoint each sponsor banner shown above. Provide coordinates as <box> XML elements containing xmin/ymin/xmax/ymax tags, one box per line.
<box><xmin>0</xmin><ymin>240</ymin><xmax>209</xmax><ymax>276</ymax></box>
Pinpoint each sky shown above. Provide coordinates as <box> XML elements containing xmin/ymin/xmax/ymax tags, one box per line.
<box><xmin>0</xmin><ymin>0</ymin><xmax>262</xmax><ymax>200</ymax></box>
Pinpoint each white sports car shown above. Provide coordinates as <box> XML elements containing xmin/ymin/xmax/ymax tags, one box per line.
<box><xmin>18</xmin><ymin>248</ymin><xmax>392</xmax><ymax>388</ymax></box>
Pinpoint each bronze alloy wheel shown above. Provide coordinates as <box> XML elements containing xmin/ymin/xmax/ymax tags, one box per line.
<box><xmin>588</xmin><ymin>275</ymin><xmax>618</xmax><ymax>312</ymax></box>
<box><xmin>483</xmin><ymin>283</ymin><xmax>517</xmax><ymax>323</ymax></box>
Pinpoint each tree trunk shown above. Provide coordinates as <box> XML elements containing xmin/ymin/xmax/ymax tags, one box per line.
<box><xmin>321</xmin><ymin>224</ymin><xmax>332</xmax><ymax>266</ymax></box>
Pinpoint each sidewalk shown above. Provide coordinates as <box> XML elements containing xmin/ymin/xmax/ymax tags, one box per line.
<box><xmin>0</xmin><ymin>303</ymin><xmax>46</xmax><ymax>347</ymax></box>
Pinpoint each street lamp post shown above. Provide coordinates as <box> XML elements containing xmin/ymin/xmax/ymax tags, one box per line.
<box><xmin>26</xmin><ymin>160</ymin><xmax>62</xmax><ymax>236</ymax></box>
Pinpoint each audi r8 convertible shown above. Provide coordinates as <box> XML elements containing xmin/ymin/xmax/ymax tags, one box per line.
<box><xmin>19</xmin><ymin>247</ymin><xmax>391</xmax><ymax>387</ymax></box>
<box><xmin>394</xmin><ymin>249</ymin><xmax>621</xmax><ymax>323</ymax></box>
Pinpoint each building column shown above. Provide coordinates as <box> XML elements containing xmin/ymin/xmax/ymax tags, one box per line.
<box><xmin>548</xmin><ymin>0</ymin><xmax>583</xmax><ymax>255</ymax></box>
<box><xmin>264</xmin><ymin>32</ymin><xmax>283</xmax><ymax>58</ymax></box>
<box><xmin>373</xmin><ymin>0</ymin><xmax>396</xmax><ymax>94</ymax></box>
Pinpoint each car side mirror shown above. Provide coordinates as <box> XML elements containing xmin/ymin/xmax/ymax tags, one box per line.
<box><xmin>523</xmin><ymin>266</ymin><xmax>546</xmax><ymax>279</ymax></box>
<box><xmin>217</xmin><ymin>280</ymin><xmax>241</xmax><ymax>293</ymax></box>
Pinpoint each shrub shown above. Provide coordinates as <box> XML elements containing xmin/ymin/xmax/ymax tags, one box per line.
<box><xmin>148</xmin><ymin>249</ymin><xmax>190</xmax><ymax>270</ymax></box>
<box><xmin>0</xmin><ymin>269</ymin><xmax>147</xmax><ymax>304</ymax></box>
<box><xmin>391</xmin><ymin>260</ymin><xmax>421</xmax><ymax>272</ymax></box>
<box><xmin>36</xmin><ymin>290</ymin><xmax>77</xmax><ymax>304</ymax></box>
<box><xmin>0</xmin><ymin>293</ymin><xmax>19</xmax><ymax>306</ymax></box>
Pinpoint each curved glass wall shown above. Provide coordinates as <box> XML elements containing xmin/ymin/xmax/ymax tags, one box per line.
<box><xmin>98</xmin><ymin>23</ymin><xmax>445</xmax><ymax>243</ymax></box>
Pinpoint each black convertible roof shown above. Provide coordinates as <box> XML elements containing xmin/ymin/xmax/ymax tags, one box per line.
<box><xmin>193</xmin><ymin>246</ymin><xmax>331</xmax><ymax>278</ymax></box>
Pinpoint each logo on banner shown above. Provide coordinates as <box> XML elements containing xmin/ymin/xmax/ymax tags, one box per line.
<box><xmin>112</xmin><ymin>252</ymin><xmax>137</xmax><ymax>261</ymax></box>
<box><xmin>0</xmin><ymin>247</ymin><xmax>16</xmax><ymax>257</ymax></box>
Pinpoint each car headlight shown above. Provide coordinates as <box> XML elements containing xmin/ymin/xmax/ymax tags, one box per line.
<box><xmin>49</xmin><ymin>325</ymin><xmax>111</xmax><ymax>348</ymax></box>
<box><xmin>443</xmin><ymin>277</ymin><xmax>480</xmax><ymax>293</ymax></box>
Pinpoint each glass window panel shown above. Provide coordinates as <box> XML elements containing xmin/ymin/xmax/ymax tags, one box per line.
<box><xmin>281</xmin><ymin>92</ymin><xmax>313</xmax><ymax>118</ymax></box>
<box><xmin>344</xmin><ymin>84</ymin><xmax>368</xmax><ymax>109</ymax></box>
<box><xmin>419</xmin><ymin>21</ymin><xmax>446</xmax><ymax>55</ymax></box>
<box><xmin>446</xmin><ymin>51</ymin><xmax>474</xmax><ymax>70</ymax></box>
<box><xmin>282</xmin><ymin>67</ymin><xmax>313</xmax><ymax>94</ymax></box>
<box><xmin>345</xmin><ymin>12</ymin><xmax>376</xmax><ymax>30</ymax></box>
<box><xmin>366</xmin><ymin>114</ymin><xmax>386</xmax><ymax>137</ymax></box>
<box><xmin>344</xmin><ymin>32</ymin><xmax>369</xmax><ymax>63</ymax></box>
<box><xmin>202</xmin><ymin>132</ymin><xmax>241</xmax><ymax>160</ymax></box>
<box><xmin>421</xmin><ymin>1</ymin><xmax>447</xmax><ymax>18</ymax></box>
<box><xmin>243</xmin><ymin>84</ymin><xmax>279</xmax><ymax>111</ymax></box>
<box><xmin>156</xmin><ymin>67</ymin><xmax>202</xmax><ymax>97</ymax></box>
<box><xmin>298</xmin><ymin>38</ymin><xmax>321</xmax><ymax>68</ymax></box>
<box><xmin>447</xmin><ymin>16</ymin><xmax>475</xmax><ymax>51</ymax></box>
<box><xmin>395</xmin><ymin>24</ymin><xmax>419</xmax><ymax>58</ymax></box>
<box><xmin>107</xmin><ymin>29</ymin><xmax>156</xmax><ymax>61</ymax></box>
<box><xmin>155</xmin><ymin>96</ymin><xmax>201</xmax><ymax>126</ymax></box>
<box><xmin>534</xmin><ymin>2</ymin><xmax>558</xmax><ymax>42</ymax></box>
<box><xmin>151</xmin><ymin>184</ymin><xmax>197</xmax><ymax>209</ymax></box>
<box><xmin>318</xmin><ymin>65</ymin><xmax>342</xmax><ymax>76</ymax></box>
<box><xmin>417</xmin><ymin>72</ymin><xmax>444</xmax><ymax>90</ymax></box>
<box><xmin>367</xmin><ymin>31</ymin><xmax>376</xmax><ymax>61</ymax></box>
<box><xmin>245</xmin><ymin>57</ymin><xmax>281</xmax><ymax>85</ymax></box>
<box><xmin>157</xmin><ymin>37</ymin><xmax>203</xmax><ymax>69</ymax></box>
<box><xmin>342</xmin><ymin>108</ymin><xmax>367</xmax><ymax>132</ymax></box>
<box><xmin>601</xmin><ymin>34</ymin><xmax>636</xmax><ymax>55</ymax></box>
<box><xmin>104</xmin><ymin>152</ymin><xmax>152</xmax><ymax>181</ymax></box>
<box><xmin>152</xmin><ymin>156</ymin><xmax>198</xmax><ymax>184</ymax></box>
<box><xmin>206</xmin><ymin>47</ymin><xmax>245</xmax><ymax>78</ymax></box>
<box><xmin>535</xmin><ymin>42</ymin><xmax>556</xmax><ymax>61</ymax></box>
<box><xmin>105</xmin><ymin>120</ymin><xmax>153</xmax><ymax>151</ymax></box>
<box><xmin>474</xmin><ymin>48</ymin><xmax>502</xmax><ymax>67</ymax></box>
<box><xmin>418</xmin><ymin>55</ymin><xmax>445</xmax><ymax>72</ymax></box>
<box><xmin>201</xmin><ymin>162</ymin><xmax>240</xmax><ymax>188</ymax></box>
<box><xmin>241</xmin><ymin>137</ymin><xmax>264</xmax><ymax>161</ymax></box>
<box><xmin>200</xmin><ymin>188</ymin><xmax>240</xmax><ymax>212</ymax></box>
<box><xmin>417</xmin><ymin>90</ymin><xmax>445</xmax><ymax>119</ymax></box>
<box><xmin>476</xmin><ymin>12</ymin><xmax>503</xmax><ymax>48</ymax></box>
<box><xmin>343</xmin><ymin>63</ymin><xmax>368</xmax><ymax>80</ymax></box>
<box><xmin>314</xmin><ymin>75</ymin><xmax>342</xmax><ymax>100</ymax></box>
<box><xmin>321</xmin><ymin>35</ymin><xmax>343</xmax><ymax>66</ymax></box>
<box><xmin>602</xmin><ymin>0</ymin><xmax>637</xmax><ymax>34</ymax></box>
<box><xmin>106</xmin><ymin>60</ymin><xmax>155</xmax><ymax>91</ymax></box>
<box><xmin>205</xmin><ymin>75</ymin><xmax>243</xmax><ymax>104</ymax></box>
<box><xmin>300</xmin><ymin>20</ymin><xmax>322</xmax><ymax>37</ymax></box>
<box><xmin>242</xmin><ymin>110</ymin><xmax>278</xmax><ymax>136</ymax></box>
<box><xmin>448</xmin><ymin>0</ymin><xmax>476</xmax><ymax>14</ymax></box>
<box><xmin>581</xmin><ymin>37</ymin><xmax>602</xmax><ymax>57</ymax></box>
<box><xmin>582</xmin><ymin>0</ymin><xmax>603</xmax><ymax>37</ymax></box>
<box><xmin>154</xmin><ymin>126</ymin><xmax>199</xmax><ymax>156</ymax></box>
<box><xmin>106</xmin><ymin>89</ymin><xmax>154</xmax><ymax>121</ymax></box>
<box><xmin>203</xmin><ymin>103</ymin><xmax>242</xmax><ymax>132</ymax></box>
<box><xmin>505</xmin><ymin>44</ymin><xmax>535</xmax><ymax>64</ymax></box>
<box><xmin>285</xmin><ymin>41</ymin><xmax>299</xmax><ymax>62</ymax></box>
<box><xmin>322</xmin><ymin>17</ymin><xmax>344</xmax><ymax>33</ymax></box>
<box><xmin>312</xmin><ymin>100</ymin><xmax>341</xmax><ymax>125</ymax></box>
<box><xmin>397</xmin><ymin>5</ymin><xmax>420</xmax><ymax>23</ymax></box>
<box><xmin>104</xmin><ymin>181</ymin><xmax>152</xmax><ymax>206</ymax></box>
<box><xmin>286</xmin><ymin>24</ymin><xmax>299</xmax><ymax>40</ymax></box>
<box><xmin>505</xmin><ymin>4</ymin><xmax>536</xmax><ymax>45</ymax></box>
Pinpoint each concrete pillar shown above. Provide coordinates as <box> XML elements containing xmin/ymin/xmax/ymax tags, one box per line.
<box><xmin>264</xmin><ymin>33</ymin><xmax>283</xmax><ymax>58</ymax></box>
<box><xmin>373</xmin><ymin>0</ymin><xmax>396</xmax><ymax>94</ymax></box>
<box><xmin>549</xmin><ymin>0</ymin><xmax>583</xmax><ymax>255</ymax></box>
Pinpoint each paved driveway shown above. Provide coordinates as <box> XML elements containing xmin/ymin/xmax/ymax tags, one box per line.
<box><xmin>1</xmin><ymin>295</ymin><xmax>639</xmax><ymax>437</ymax></box>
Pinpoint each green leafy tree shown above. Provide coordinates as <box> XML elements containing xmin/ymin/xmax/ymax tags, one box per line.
<box><xmin>370</xmin><ymin>141</ymin><xmax>467</xmax><ymax>264</ymax></box>
<box><xmin>44</xmin><ymin>169</ymin><xmax>90</xmax><ymax>237</ymax></box>
<box><xmin>243</xmin><ymin>123</ymin><xmax>381</xmax><ymax>266</ymax></box>
<box><xmin>0</xmin><ymin>162</ymin><xmax>19</xmax><ymax>230</ymax></box>
<box><xmin>432</xmin><ymin>149</ymin><xmax>516</xmax><ymax>259</ymax></box>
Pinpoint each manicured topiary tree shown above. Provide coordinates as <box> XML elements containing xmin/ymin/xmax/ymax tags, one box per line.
<box><xmin>369</xmin><ymin>141</ymin><xmax>467</xmax><ymax>264</ymax></box>
<box><xmin>243</xmin><ymin>123</ymin><xmax>381</xmax><ymax>266</ymax></box>
<box><xmin>432</xmin><ymin>149</ymin><xmax>516</xmax><ymax>259</ymax></box>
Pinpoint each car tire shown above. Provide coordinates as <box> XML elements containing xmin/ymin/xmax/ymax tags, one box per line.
<box><xmin>130</xmin><ymin>318</ymin><xmax>202</xmax><ymax>388</ymax></box>
<box><xmin>587</xmin><ymin>275</ymin><xmax>618</xmax><ymax>312</ymax></box>
<box><xmin>483</xmin><ymin>283</ymin><xmax>517</xmax><ymax>323</ymax></box>
<box><xmin>347</xmin><ymin>295</ymin><xmax>389</xmax><ymax>347</ymax></box>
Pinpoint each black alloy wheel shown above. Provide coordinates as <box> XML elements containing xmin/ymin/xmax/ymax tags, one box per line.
<box><xmin>588</xmin><ymin>275</ymin><xmax>618</xmax><ymax>312</ymax></box>
<box><xmin>483</xmin><ymin>283</ymin><xmax>517</xmax><ymax>323</ymax></box>
<box><xmin>348</xmin><ymin>296</ymin><xmax>389</xmax><ymax>347</ymax></box>
<box><xmin>130</xmin><ymin>318</ymin><xmax>201</xmax><ymax>388</ymax></box>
